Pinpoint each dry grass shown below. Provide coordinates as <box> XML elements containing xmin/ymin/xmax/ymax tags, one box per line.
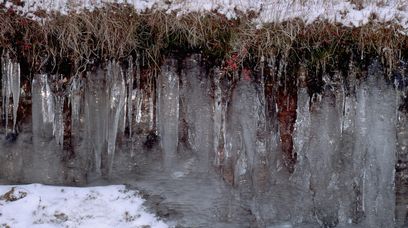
<box><xmin>0</xmin><ymin>3</ymin><xmax>407</xmax><ymax>76</ymax></box>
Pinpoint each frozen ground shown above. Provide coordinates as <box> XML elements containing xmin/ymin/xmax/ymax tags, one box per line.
<box><xmin>0</xmin><ymin>184</ymin><xmax>168</xmax><ymax>228</ymax></box>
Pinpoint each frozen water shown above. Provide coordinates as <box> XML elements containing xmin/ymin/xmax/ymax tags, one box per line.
<box><xmin>53</xmin><ymin>95</ymin><xmax>64</xmax><ymax>146</ymax></box>
<box><xmin>69</xmin><ymin>76</ymin><xmax>82</xmax><ymax>123</ymax></box>
<box><xmin>157</xmin><ymin>58</ymin><xmax>179</xmax><ymax>170</ymax></box>
<box><xmin>106</xmin><ymin>61</ymin><xmax>127</xmax><ymax>174</ymax></box>
<box><xmin>85</xmin><ymin>69</ymin><xmax>108</xmax><ymax>176</ymax></box>
<box><xmin>127</xmin><ymin>56</ymin><xmax>134</xmax><ymax>137</ymax></box>
<box><xmin>1</xmin><ymin>53</ymin><xmax>21</xmax><ymax>133</ymax></box>
<box><xmin>354</xmin><ymin>61</ymin><xmax>396</xmax><ymax>227</ymax></box>
<box><xmin>1</xmin><ymin>56</ymin><xmax>405</xmax><ymax>227</ymax></box>
<box><xmin>83</xmin><ymin>61</ymin><xmax>126</xmax><ymax>176</ymax></box>
<box><xmin>213</xmin><ymin>67</ymin><xmax>224</xmax><ymax>168</ymax></box>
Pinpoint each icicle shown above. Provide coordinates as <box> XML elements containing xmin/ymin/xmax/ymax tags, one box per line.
<box><xmin>148</xmin><ymin>96</ymin><xmax>154</xmax><ymax>130</ymax></box>
<box><xmin>158</xmin><ymin>58</ymin><xmax>179</xmax><ymax>169</ymax></box>
<box><xmin>135</xmin><ymin>92</ymin><xmax>143</xmax><ymax>123</ymax></box>
<box><xmin>84</xmin><ymin>70</ymin><xmax>108</xmax><ymax>175</ymax></box>
<box><xmin>39</xmin><ymin>74</ymin><xmax>64</xmax><ymax>146</ymax></box>
<box><xmin>354</xmin><ymin>60</ymin><xmax>396</xmax><ymax>227</ymax></box>
<box><xmin>291</xmin><ymin>65</ymin><xmax>311</xmax><ymax>188</ymax></box>
<box><xmin>53</xmin><ymin>95</ymin><xmax>64</xmax><ymax>146</ymax></box>
<box><xmin>254</xmin><ymin>56</ymin><xmax>268</xmax><ymax>190</ymax></box>
<box><xmin>156</xmin><ymin>69</ymin><xmax>161</xmax><ymax>138</ymax></box>
<box><xmin>127</xmin><ymin>56</ymin><xmax>134</xmax><ymax>137</ymax></box>
<box><xmin>213</xmin><ymin>68</ymin><xmax>223</xmax><ymax>167</ymax></box>
<box><xmin>1</xmin><ymin>53</ymin><xmax>10</xmax><ymax>131</ymax></box>
<box><xmin>9</xmin><ymin>60</ymin><xmax>20</xmax><ymax>133</ymax></box>
<box><xmin>69</xmin><ymin>76</ymin><xmax>82</xmax><ymax>123</ymax></box>
<box><xmin>119</xmin><ymin>99</ymin><xmax>126</xmax><ymax>135</ymax></box>
<box><xmin>135</xmin><ymin>54</ymin><xmax>142</xmax><ymax>124</ymax></box>
<box><xmin>106</xmin><ymin>60</ymin><xmax>126</xmax><ymax>174</ymax></box>
<box><xmin>1</xmin><ymin>52</ymin><xmax>21</xmax><ymax>133</ymax></box>
<box><xmin>41</xmin><ymin>75</ymin><xmax>54</xmax><ymax>124</ymax></box>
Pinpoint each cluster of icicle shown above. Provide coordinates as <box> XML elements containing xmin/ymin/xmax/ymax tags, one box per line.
<box><xmin>32</xmin><ymin>74</ymin><xmax>65</xmax><ymax>147</ymax></box>
<box><xmin>84</xmin><ymin>60</ymin><xmax>127</xmax><ymax>176</ymax></box>
<box><xmin>80</xmin><ymin>58</ymin><xmax>141</xmax><ymax>176</ymax></box>
<box><xmin>30</xmin><ymin>57</ymin><xmax>141</xmax><ymax>176</ymax></box>
<box><xmin>1</xmin><ymin>52</ymin><xmax>21</xmax><ymax>134</ymax></box>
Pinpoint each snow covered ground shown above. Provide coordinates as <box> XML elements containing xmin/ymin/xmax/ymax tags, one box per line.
<box><xmin>0</xmin><ymin>184</ymin><xmax>168</xmax><ymax>228</ymax></box>
<box><xmin>4</xmin><ymin>0</ymin><xmax>408</xmax><ymax>33</ymax></box>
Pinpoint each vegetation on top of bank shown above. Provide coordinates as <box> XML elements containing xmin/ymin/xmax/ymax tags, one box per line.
<box><xmin>0</xmin><ymin>2</ymin><xmax>407</xmax><ymax>78</ymax></box>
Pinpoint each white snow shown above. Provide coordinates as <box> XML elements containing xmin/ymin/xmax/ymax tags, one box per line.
<box><xmin>5</xmin><ymin>0</ymin><xmax>408</xmax><ymax>34</ymax></box>
<box><xmin>0</xmin><ymin>184</ymin><xmax>168</xmax><ymax>228</ymax></box>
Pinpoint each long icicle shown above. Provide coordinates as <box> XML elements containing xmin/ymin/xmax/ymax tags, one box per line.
<box><xmin>1</xmin><ymin>52</ymin><xmax>21</xmax><ymax>133</ymax></box>
<box><xmin>127</xmin><ymin>56</ymin><xmax>134</xmax><ymax>138</ymax></box>
<box><xmin>135</xmin><ymin>54</ymin><xmax>142</xmax><ymax>124</ymax></box>
<box><xmin>10</xmin><ymin>60</ymin><xmax>21</xmax><ymax>133</ymax></box>
<box><xmin>106</xmin><ymin>60</ymin><xmax>126</xmax><ymax>175</ymax></box>
<box><xmin>1</xmin><ymin>53</ymin><xmax>10</xmax><ymax>131</ymax></box>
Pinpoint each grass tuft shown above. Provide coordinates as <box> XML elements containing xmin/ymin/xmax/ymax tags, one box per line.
<box><xmin>0</xmin><ymin>3</ymin><xmax>407</xmax><ymax>77</ymax></box>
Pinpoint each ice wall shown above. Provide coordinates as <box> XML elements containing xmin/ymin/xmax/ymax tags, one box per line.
<box><xmin>0</xmin><ymin>54</ymin><xmax>405</xmax><ymax>227</ymax></box>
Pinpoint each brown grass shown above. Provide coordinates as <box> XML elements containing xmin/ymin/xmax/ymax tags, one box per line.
<box><xmin>0</xmin><ymin>3</ymin><xmax>407</xmax><ymax>76</ymax></box>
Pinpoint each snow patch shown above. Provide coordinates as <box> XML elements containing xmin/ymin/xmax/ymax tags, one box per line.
<box><xmin>0</xmin><ymin>184</ymin><xmax>168</xmax><ymax>228</ymax></box>
<box><xmin>4</xmin><ymin>0</ymin><xmax>408</xmax><ymax>34</ymax></box>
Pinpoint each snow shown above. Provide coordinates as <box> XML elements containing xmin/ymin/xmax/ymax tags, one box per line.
<box><xmin>0</xmin><ymin>184</ymin><xmax>168</xmax><ymax>228</ymax></box>
<box><xmin>5</xmin><ymin>0</ymin><xmax>408</xmax><ymax>34</ymax></box>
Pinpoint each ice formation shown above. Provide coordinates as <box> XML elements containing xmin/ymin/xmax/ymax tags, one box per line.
<box><xmin>106</xmin><ymin>61</ymin><xmax>127</xmax><ymax>173</ymax></box>
<box><xmin>1</xmin><ymin>53</ymin><xmax>21</xmax><ymax>133</ymax></box>
<box><xmin>1</xmin><ymin>54</ymin><xmax>406</xmax><ymax>226</ymax></box>
<box><xmin>69</xmin><ymin>76</ymin><xmax>82</xmax><ymax>124</ymax></box>
<box><xmin>84</xmin><ymin>61</ymin><xmax>126</xmax><ymax>176</ymax></box>
<box><xmin>157</xmin><ymin>58</ymin><xmax>179</xmax><ymax>169</ymax></box>
<box><xmin>127</xmin><ymin>56</ymin><xmax>134</xmax><ymax>137</ymax></box>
